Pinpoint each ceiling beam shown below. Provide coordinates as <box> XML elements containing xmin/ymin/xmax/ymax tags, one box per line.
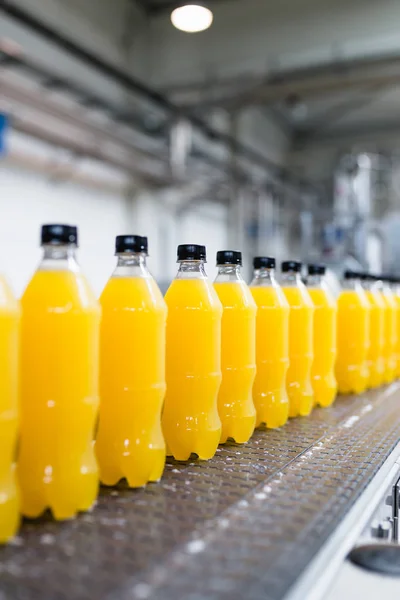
<box><xmin>0</xmin><ymin>0</ymin><xmax>312</xmax><ymax>189</ymax></box>
<box><xmin>293</xmin><ymin>83</ymin><xmax>387</xmax><ymax>143</ymax></box>
<box><xmin>162</xmin><ymin>53</ymin><xmax>400</xmax><ymax>110</ymax></box>
<box><xmin>294</xmin><ymin>118</ymin><xmax>400</xmax><ymax>146</ymax></box>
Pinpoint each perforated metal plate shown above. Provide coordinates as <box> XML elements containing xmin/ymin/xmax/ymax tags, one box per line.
<box><xmin>1</xmin><ymin>386</ymin><xmax>400</xmax><ymax>600</ymax></box>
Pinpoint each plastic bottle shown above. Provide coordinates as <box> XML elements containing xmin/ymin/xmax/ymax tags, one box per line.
<box><xmin>250</xmin><ymin>257</ymin><xmax>289</xmax><ymax>428</ymax></box>
<box><xmin>362</xmin><ymin>274</ymin><xmax>385</xmax><ymax>388</ymax></box>
<box><xmin>18</xmin><ymin>225</ymin><xmax>100</xmax><ymax>520</ymax></box>
<box><xmin>380</xmin><ymin>276</ymin><xmax>398</xmax><ymax>383</ymax></box>
<box><xmin>162</xmin><ymin>245</ymin><xmax>222</xmax><ymax>461</ymax></box>
<box><xmin>307</xmin><ymin>264</ymin><xmax>337</xmax><ymax>407</ymax></box>
<box><xmin>96</xmin><ymin>235</ymin><xmax>167</xmax><ymax>487</ymax></box>
<box><xmin>0</xmin><ymin>277</ymin><xmax>20</xmax><ymax>542</ymax></box>
<box><xmin>213</xmin><ymin>251</ymin><xmax>256</xmax><ymax>444</ymax></box>
<box><xmin>281</xmin><ymin>261</ymin><xmax>314</xmax><ymax>417</ymax></box>
<box><xmin>391</xmin><ymin>276</ymin><xmax>400</xmax><ymax>378</ymax></box>
<box><xmin>336</xmin><ymin>271</ymin><xmax>370</xmax><ymax>394</ymax></box>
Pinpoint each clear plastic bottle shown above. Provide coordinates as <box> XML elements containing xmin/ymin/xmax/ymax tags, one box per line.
<box><xmin>362</xmin><ymin>274</ymin><xmax>385</xmax><ymax>388</ymax></box>
<box><xmin>281</xmin><ymin>261</ymin><xmax>314</xmax><ymax>417</ymax></box>
<box><xmin>392</xmin><ymin>276</ymin><xmax>400</xmax><ymax>378</ymax></box>
<box><xmin>380</xmin><ymin>276</ymin><xmax>398</xmax><ymax>383</ymax></box>
<box><xmin>336</xmin><ymin>271</ymin><xmax>370</xmax><ymax>394</ymax></box>
<box><xmin>250</xmin><ymin>257</ymin><xmax>289</xmax><ymax>428</ymax></box>
<box><xmin>18</xmin><ymin>225</ymin><xmax>100</xmax><ymax>520</ymax></box>
<box><xmin>162</xmin><ymin>245</ymin><xmax>222</xmax><ymax>461</ymax></box>
<box><xmin>213</xmin><ymin>251</ymin><xmax>256</xmax><ymax>444</ymax></box>
<box><xmin>307</xmin><ymin>264</ymin><xmax>337</xmax><ymax>407</ymax></box>
<box><xmin>96</xmin><ymin>236</ymin><xmax>167</xmax><ymax>487</ymax></box>
<box><xmin>0</xmin><ymin>276</ymin><xmax>20</xmax><ymax>543</ymax></box>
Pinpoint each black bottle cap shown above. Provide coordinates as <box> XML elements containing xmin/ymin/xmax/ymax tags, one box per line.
<box><xmin>253</xmin><ymin>256</ymin><xmax>275</xmax><ymax>269</ymax></box>
<box><xmin>358</xmin><ymin>272</ymin><xmax>371</xmax><ymax>281</ymax></box>
<box><xmin>282</xmin><ymin>260</ymin><xmax>302</xmax><ymax>273</ymax></box>
<box><xmin>177</xmin><ymin>244</ymin><xmax>206</xmax><ymax>262</ymax></box>
<box><xmin>41</xmin><ymin>224</ymin><xmax>77</xmax><ymax>246</ymax></box>
<box><xmin>344</xmin><ymin>270</ymin><xmax>361</xmax><ymax>280</ymax></box>
<box><xmin>216</xmin><ymin>250</ymin><xmax>242</xmax><ymax>266</ymax></box>
<box><xmin>115</xmin><ymin>235</ymin><xmax>148</xmax><ymax>254</ymax></box>
<box><xmin>308</xmin><ymin>263</ymin><xmax>326</xmax><ymax>276</ymax></box>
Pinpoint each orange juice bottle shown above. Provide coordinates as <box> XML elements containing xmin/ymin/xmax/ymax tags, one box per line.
<box><xmin>307</xmin><ymin>264</ymin><xmax>337</xmax><ymax>407</ymax></box>
<box><xmin>96</xmin><ymin>235</ymin><xmax>167</xmax><ymax>487</ymax></box>
<box><xmin>362</xmin><ymin>274</ymin><xmax>385</xmax><ymax>388</ymax></box>
<box><xmin>162</xmin><ymin>244</ymin><xmax>222</xmax><ymax>461</ymax></box>
<box><xmin>336</xmin><ymin>271</ymin><xmax>370</xmax><ymax>394</ymax></box>
<box><xmin>392</xmin><ymin>276</ymin><xmax>400</xmax><ymax>378</ymax></box>
<box><xmin>380</xmin><ymin>276</ymin><xmax>398</xmax><ymax>383</ymax></box>
<box><xmin>250</xmin><ymin>256</ymin><xmax>289</xmax><ymax>428</ymax></box>
<box><xmin>0</xmin><ymin>276</ymin><xmax>20</xmax><ymax>543</ymax></box>
<box><xmin>281</xmin><ymin>261</ymin><xmax>314</xmax><ymax>417</ymax></box>
<box><xmin>18</xmin><ymin>225</ymin><xmax>100</xmax><ymax>520</ymax></box>
<box><xmin>213</xmin><ymin>251</ymin><xmax>256</xmax><ymax>444</ymax></box>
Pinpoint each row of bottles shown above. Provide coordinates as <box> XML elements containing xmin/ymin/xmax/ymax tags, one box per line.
<box><xmin>1</xmin><ymin>225</ymin><xmax>399</xmax><ymax>544</ymax></box>
<box><xmin>336</xmin><ymin>270</ymin><xmax>399</xmax><ymax>394</ymax></box>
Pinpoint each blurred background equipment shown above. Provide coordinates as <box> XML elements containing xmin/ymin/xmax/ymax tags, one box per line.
<box><xmin>2</xmin><ymin>0</ymin><xmax>400</xmax><ymax>294</ymax></box>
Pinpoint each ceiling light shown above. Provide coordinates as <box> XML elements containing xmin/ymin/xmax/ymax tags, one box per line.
<box><xmin>171</xmin><ymin>4</ymin><xmax>213</xmax><ymax>33</ymax></box>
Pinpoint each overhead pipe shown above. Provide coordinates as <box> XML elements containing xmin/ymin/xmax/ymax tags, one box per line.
<box><xmin>5</xmin><ymin>148</ymin><xmax>127</xmax><ymax>194</ymax></box>
<box><xmin>0</xmin><ymin>71</ymin><xmax>167</xmax><ymax>172</ymax></box>
<box><xmin>161</xmin><ymin>55</ymin><xmax>400</xmax><ymax>109</ymax></box>
<box><xmin>0</xmin><ymin>0</ymin><xmax>313</xmax><ymax>189</ymax></box>
<box><xmin>11</xmin><ymin>116</ymin><xmax>173</xmax><ymax>186</ymax></box>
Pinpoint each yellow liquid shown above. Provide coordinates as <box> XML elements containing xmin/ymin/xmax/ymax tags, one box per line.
<box><xmin>394</xmin><ymin>290</ymin><xmax>400</xmax><ymax>378</ymax></box>
<box><xmin>162</xmin><ymin>278</ymin><xmax>222</xmax><ymax>461</ymax></box>
<box><xmin>0</xmin><ymin>278</ymin><xmax>20</xmax><ymax>543</ymax></box>
<box><xmin>336</xmin><ymin>289</ymin><xmax>370</xmax><ymax>394</ymax></box>
<box><xmin>381</xmin><ymin>287</ymin><xmax>397</xmax><ymax>383</ymax></box>
<box><xmin>18</xmin><ymin>269</ymin><xmax>100</xmax><ymax>520</ymax></box>
<box><xmin>282</xmin><ymin>284</ymin><xmax>314</xmax><ymax>417</ymax></box>
<box><xmin>96</xmin><ymin>276</ymin><xmax>167</xmax><ymax>487</ymax></box>
<box><xmin>250</xmin><ymin>283</ymin><xmax>289</xmax><ymax>428</ymax></box>
<box><xmin>214</xmin><ymin>281</ymin><xmax>256</xmax><ymax>444</ymax></box>
<box><xmin>308</xmin><ymin>286</ymin><xmax>337</xmax><ymax>408</ymax></box>
<box><xmin>365</xmin><ymin>289</ymin><xmax>385</xmax><ymax>388</ymax></box>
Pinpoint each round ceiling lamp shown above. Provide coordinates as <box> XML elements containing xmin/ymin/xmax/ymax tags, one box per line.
<box><xmin>171</xmin><ymin>3</ymin><xmax>214</xmax><ymax>33</ymax></box>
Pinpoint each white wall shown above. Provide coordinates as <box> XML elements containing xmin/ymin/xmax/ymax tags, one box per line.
<box><xmin>0</xmin><ymin>162</ymin><xmax>131</xmax><ymax>297</ymax></box>
<box><xmin>1</xmin><ymin>132</ymin><xmax>229</xmax><ymax>296</ymax></box>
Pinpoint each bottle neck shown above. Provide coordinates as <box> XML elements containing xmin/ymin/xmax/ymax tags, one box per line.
<box><xmin>176</xmin><ymin>260</ymin><xmax>207</xmax><ymax>280</ymax></box>
<box><xmin>342</xmin><ymin>278</ymin><xmax>362</xmax><ymax>291</ymax></box>
<box><xmin>113</xmin><ymin>253</ymin><xmax>149</xmax><ymax>278</ymax></box>
<box><xmin>307</xmin><ymin>274</ymin><xmax>323</xmax><ymax>288</ymax></box>
<box><xmin>39</xmin><ymin>244</ymin><xmax>78</xmax><ymax>272</ymax></box>
<box><xmin>215</xmin><ymin>264</ymin><xmax>242</xmax><ymax>283</ymax></box>
<box><xmin>250</xmin><ymin>267</ymin><xmax>276</xmax><ymax>287</ymax></box>
<box><xmin>281</xmin><ymin>271</ymin><xmax>301</xmax><ymax>286</ymax></box>
<box><xmin>361</xmin><ymin>279</ymin><xmax>371</xmax><ymax>291</ymax></box>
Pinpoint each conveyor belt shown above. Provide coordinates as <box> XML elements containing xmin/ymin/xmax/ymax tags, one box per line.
<box><xmin>1</xmin><ymin>386</ymin><xmax>400</xmax><ymax>600</ymax></box>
